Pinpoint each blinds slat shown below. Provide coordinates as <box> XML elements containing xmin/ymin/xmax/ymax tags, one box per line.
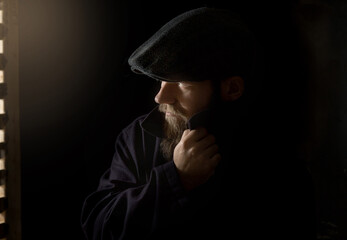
<box><xmin>0</xmin><ymin>143</ymin><xmax>6</xmax><ymax>151</ymax></box>
<box><xmin>0</xmin><ymin>170</ymin><xmax>4</xmax><ymax>185</ymax></box>
<box><xmin>0</xmin><ymin>223</ymin><xmax>8</xmax><ymax>238</ymax></box>
<box><xmin>0</xmin><ymin>56</ymin><xmax>6</xmax><ymax>69</ymax></box>
<box><xmin>0</xmin><ymin>198</ymin><xmax>6</xmax><ymax>212</ymax></box>
<box><xmin>0</xmin><ymin>84</ymin><xmax>6</xmax><ymax>98</ymax></box>
<box><xmin>0</xmin><ymin>25</ymin><xmax>6</xmax><ymax>38</ymax></box>
<box><xmin>0</xmin><ymin>115</ymin><xmax>8</xmax><ymax>129</ymax></box>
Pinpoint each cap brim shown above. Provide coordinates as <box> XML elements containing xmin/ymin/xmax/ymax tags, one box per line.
<box><xmin>130</xmin><ymin>66</ymin><xmax>180</xmax><ymax>82</ymax></box>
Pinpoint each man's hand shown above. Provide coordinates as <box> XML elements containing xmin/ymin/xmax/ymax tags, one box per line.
<box><xmin>173</xmin><ymin>128</ymin><xmax>221</xmax><ymax>191</ymax></box>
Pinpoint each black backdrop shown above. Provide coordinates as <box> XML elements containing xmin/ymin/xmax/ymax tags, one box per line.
<box><xmin>18</xmin><ymin>0</ymin><xmax>347</xmax><ymax>239</ymax></box>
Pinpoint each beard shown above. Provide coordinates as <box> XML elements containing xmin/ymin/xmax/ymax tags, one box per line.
<box><xmin>158</xmin><ymin>104</ymin><xmax>188</xmax><ymax>160</ymax></box>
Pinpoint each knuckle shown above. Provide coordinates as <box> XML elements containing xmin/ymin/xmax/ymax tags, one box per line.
<box><xmin>181</xmin><ymin>141</ymin><xmax>188</xmax><ymax>149</ymax></box>
<box><xmin>190</xmin><ymin>129</ymin><xmax>198</xmax><ymax>134</ymax></box>
<box><xmin>189</xmin><ymin>147</ymin><xmax>198</xmax><ymax>157</ymax></box>
<box><xmin>183</xmin><ymin>129</ymin><xmax>190</xmax><ymax>135</ymax></box>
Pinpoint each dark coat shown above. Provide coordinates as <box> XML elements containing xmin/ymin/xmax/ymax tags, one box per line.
<box><xmin>81</xmin><ymin>104</ymin><xmax>317</xmax><ymax>240</ymax></box>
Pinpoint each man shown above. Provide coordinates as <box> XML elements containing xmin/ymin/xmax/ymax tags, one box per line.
<box><xmin>81</xmin><ymin>7</ymin><xmax>316</xmax><ymax>239</ymax></box>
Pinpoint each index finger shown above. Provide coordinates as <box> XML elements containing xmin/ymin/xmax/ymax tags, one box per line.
<box><xmin>182</xmin><ymin>129</ymin><xmax>190</xmax><ymax>138</ymax></box>
<box><xmin>186</xmin><ymin>127</ymin><xmax>208</xmax><ymax>142</ymax></box>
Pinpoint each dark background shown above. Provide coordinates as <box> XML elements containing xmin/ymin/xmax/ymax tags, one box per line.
<box><xmin>18</xmin><ymin>0</ymin><xmax>347</xmax><ymax>239</ymax></box>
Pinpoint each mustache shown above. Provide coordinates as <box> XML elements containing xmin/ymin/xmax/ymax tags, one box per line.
<box><xmin>158</xmin><ymin>104</ymin><xmax>188</xmax><ymax>120</ymax></box>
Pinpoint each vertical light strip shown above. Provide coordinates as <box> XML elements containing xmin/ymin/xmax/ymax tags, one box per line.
<box><xmin>0</xmin><ymin>186</ymin><xmax>4</xmax><ymax>198</ymax></box>
<box><xmin>0</xmin><ymin>100</ymin><xmax>4</xmax><ymax>114</ymax></box>
<box><xmin>5</xmin><ymin>0</ymin><xmax>21</xmax><ymax>238</ymax></box>
<box><xmin>4</xmin><ymin>0</ymin><xmax>21</xmax><ymax>238</ymax></box>
<box><xmin>0</xmin><ymin>1</ymin><xmax>6</xmax><ymax>239</ymax></box>
<box><xmin>0</xmin><ymin>130</ymin><xmax>4</xmax><ymax>143</ymax></box>
<box><xmin>0</xmin><ymin>150</ymin><xmax>4</xmax><ymax>170</ymax></box>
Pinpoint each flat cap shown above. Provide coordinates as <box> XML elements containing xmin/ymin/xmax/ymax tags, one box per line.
<box><xmin>128</xmin><ymin>7</ymin><xmax>255</xmax><ymax>82</ymax></box>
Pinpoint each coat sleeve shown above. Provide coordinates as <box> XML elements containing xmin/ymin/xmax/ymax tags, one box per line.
<box><xmin>81</xmin><ymin>121</ymin><xmax>188</xmax><ymax>240</ymax></box>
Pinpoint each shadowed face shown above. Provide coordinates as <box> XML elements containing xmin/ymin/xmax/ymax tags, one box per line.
<box><xmin>155</xmin><ymin>80</ymin><xmax>215</xmax><ymax>120</ymax></box>
<box><xmin>155</xmin><ymin>80</ymin><xmax>215</xmax><ymax>159</ymax></box>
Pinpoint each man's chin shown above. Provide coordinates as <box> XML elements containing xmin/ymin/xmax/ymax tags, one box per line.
<box><xmin>161</xmin><ymin>115</ymin><xmax>187</xmax><ymax>160</ymax></box>
<box><xmin>165</xmin><ymin>112</ymin><xmax>179</xmax><ymax>118</ymax></box>
<box><xmin>159</xmin><ymin>104</ymin><xmax>188</xmax><ymax>121</ymax></box>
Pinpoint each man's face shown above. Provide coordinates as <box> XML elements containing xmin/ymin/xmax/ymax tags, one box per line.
<box><xmin>155</xmin><ymin>80</ymin><xmax>214</xmax><ymax>120</ymax></box>
<box><xmin>155</xmin><ymin>80</ymin><xmax>215</xmax><ymax>159</ymax></box>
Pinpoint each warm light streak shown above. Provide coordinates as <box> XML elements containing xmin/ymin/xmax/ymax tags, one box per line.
<box><xmin>0</xmin><ymin>71</ymin><xmax>4</xmax><ymax>83</ymax></box>
<box><xmin>0</xmin><ymin>99</ymin><xmax>4</xmax><ymax>114</ymax></box>
<box><xmin>0</xmin><ymin>212</ymin><xmax>5</xmax><ymax>224</ymax></box>
<box><xmin>0</xmin><ymin>40</ymin><xmax>3</xmax><ymax>54</ymax></box>
<box><xmin>0</xmin><ymin>130</ymin><xmax>4</xmax><ymax>143</ymax></box>
<box><xmin>0</xmin><ymin>159</ymin><xmax>4</xmax><ymax>170</ymax></box>
<box><xmin>0</xmin><ymin>185</ymin><xmax>5</xmax><ymax>198</ymax></box>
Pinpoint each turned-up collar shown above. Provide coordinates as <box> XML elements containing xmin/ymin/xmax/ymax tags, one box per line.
<box><xmin>140</xmin><ymin>106</ymin><xmax>166</xmax><ymax>138</ymax></box>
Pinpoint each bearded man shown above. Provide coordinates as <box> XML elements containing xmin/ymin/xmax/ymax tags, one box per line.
<box><xmin>81</xmin><ymin>7</ymin><xmax>316</xmax><ymax>240</ymax></box>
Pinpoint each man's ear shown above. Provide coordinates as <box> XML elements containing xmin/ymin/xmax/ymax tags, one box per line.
<box><xmin>220</xmin><ymin>76</ymin><xmax>244</xmax><ymax>102</ymax></box>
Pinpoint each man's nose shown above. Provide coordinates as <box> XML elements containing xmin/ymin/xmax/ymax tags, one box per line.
<box><xmin>154</xmin><ymin>82</ymin><xmax>176</xmax><ymax>104</ymax></box>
